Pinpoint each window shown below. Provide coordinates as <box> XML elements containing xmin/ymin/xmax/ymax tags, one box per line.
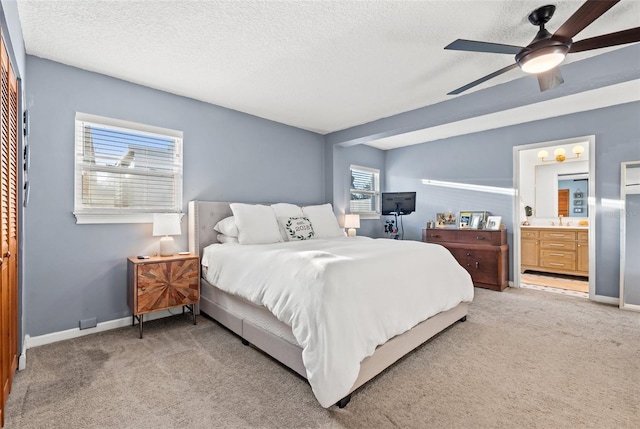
<box><xmin>74</xmin><ymin>113</ymin><xmax>183</xmax><ymax>224</ymax></box>
<box><xmin>350</xmin><ymin>165</ymin><xmax>380</xmax><ymax>218</ymax></box>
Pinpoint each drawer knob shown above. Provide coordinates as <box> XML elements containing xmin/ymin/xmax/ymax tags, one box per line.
<box><xmin>475</xmin><ymin>261</ymin><xmax>479</xmax><ymax>269</ymax></box>
<box><xmin>466</xmin><ymin>252</ymin><xmax>471</xmax><ymax>256</ymax></box>
<box><xmin>476</xmin><ymin>236</ymin><xmax>485</xmax><ymax>240</ymax></box>
<box><xmin>141</xmin><ymin>287</ymin><xmax>146</xmax><ymax>291</ymax></box>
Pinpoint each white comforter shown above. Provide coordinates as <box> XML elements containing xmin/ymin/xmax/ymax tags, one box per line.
<box><xmin>202</xmin><ymin>237</ymin><xmax>474</xmax><ymax>407</ymax></box>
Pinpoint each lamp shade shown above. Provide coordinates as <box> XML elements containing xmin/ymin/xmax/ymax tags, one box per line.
<box><xmin>344</xmin><ymin>214</ymin><xmax>360</xmax><ymax>229</ymax></box>
<box><xmin>152</xmin><ymin>213</ymin><xmax>181</xmax><ymax>236</ymax></box>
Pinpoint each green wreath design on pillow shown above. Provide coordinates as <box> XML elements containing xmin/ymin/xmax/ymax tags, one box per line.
<box><xmin>285</xmin><ymin>217</ymin><xmax>314</xmax><ymax>240</ymax></box>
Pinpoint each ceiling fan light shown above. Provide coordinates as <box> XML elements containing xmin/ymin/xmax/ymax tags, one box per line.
<box><xmin>520</xmin><ymin>51</ymin><xmax>565</xmax><ymax>74</ymax></box>
<box><xmin>517</xmin><ymin>44</ymin><xmax>569</xmax><ymax>74</ymax></box>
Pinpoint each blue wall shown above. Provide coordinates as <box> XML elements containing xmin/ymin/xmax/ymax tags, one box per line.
<box><xmin>384</xmin><ymin>101</ymin><xmax>640</xmax><ymax>298</ymax></box>
<box><xmin>24</xmin><ymin>56</ymin><xmax>326</xmax><ymax>336</ymax></box>
<box><xmin>332</xmin><ymin>144</ymin><xmax>385</xmax><ymax>238</ymax></box>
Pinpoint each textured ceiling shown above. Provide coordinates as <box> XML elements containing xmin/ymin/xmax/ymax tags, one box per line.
<box><xmin>16</xmin><ymin>0</ymin><xmax>640</xmax><ymax>134</ymax></box>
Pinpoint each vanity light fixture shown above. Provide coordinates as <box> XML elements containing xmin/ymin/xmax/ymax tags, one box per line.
<box><xmin>538</xmin><ymin>144</ymin><xmax>584</xmax><ymax>163</ymax></box>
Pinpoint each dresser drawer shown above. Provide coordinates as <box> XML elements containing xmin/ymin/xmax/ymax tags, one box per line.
<box><xmin>540</xmin><ymin>240</ymin><xmax>576</xmax><ymax>251</ymax></box>
<box><xmin>423</xmin><ymin>229</ymin><xmax>458</xmax><ymax>243</ymax></box>
<box><xmin>540</xmin><ymin>230</ymin><xmax>576</xmax><ymax>241</ymax></box>
<box><xmin>540</xmin><ymin>258</ymin><xmax>576</xmax><ymax>271</ymax></box>
<box><xmin>452</xmin><ymin>249</ymin><xmax>499</xmax><ymax>285</ymax></box>
<box><xmin>540</xmin><ymin>249</ymin><xmax>575</xmax><ymax>263</ymax></box>
<box><xmin>522</xmin><ymin>230</ymin><xmax>539</xmax><ymax>240</ymax></box>
<box><xmin>466</xmin><ymin>230</ymin><xmax>504</xmax><ymax>246</ymax></box>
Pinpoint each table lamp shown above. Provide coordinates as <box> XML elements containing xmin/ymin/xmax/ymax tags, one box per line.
<box><xmin>344</xmin><ymin>214</ymin><xmax>360</xmax><ymax>237</ymax></box>
<box><xmin>153</xmin><ymin>213</ymin><xmax>181</xmax><ymax>256</ymax></box>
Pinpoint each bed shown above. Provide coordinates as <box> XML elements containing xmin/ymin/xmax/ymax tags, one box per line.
<box><xmin>188</xmin><ymin>200</ymin><xmax>474</xmax><ymax>408</ymax></box>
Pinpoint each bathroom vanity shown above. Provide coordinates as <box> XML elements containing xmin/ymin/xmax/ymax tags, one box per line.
<box><xmin>521</xmin><ymin>226</ymin><xmax>588</xmax><ymax>277</ymax></box>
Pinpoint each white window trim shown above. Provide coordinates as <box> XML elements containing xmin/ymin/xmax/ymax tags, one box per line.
<box><xmin>350</xmin><ymin>164</ymin><xmax>381</xmax><ymax>220</ymax></box>
<box><xmin>73</xmin><ymin>113</ymin><xmax>184</xmax><ymax>224</ymax></box>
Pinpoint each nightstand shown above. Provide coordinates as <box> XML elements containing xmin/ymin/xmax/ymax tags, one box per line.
<box><xmin>127</xmin><ymin>254</ymin><xmax>200</xmax><ymax>338</ymax></box>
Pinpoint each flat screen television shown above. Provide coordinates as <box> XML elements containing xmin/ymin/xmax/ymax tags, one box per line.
<box><xmin>381</xmin><ymin>191</ymin><xmax>416</xmax><ymax>215</ymax></box>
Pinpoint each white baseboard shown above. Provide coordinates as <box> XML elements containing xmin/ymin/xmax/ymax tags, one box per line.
<box><xmin>25</xmin><ymin>310</ymin><xmax>175</xmax><ymax>350</ymax></box>
<box><xmin>18</xmin><ymin>347</ymin><xmax>27</xmax><ymax>371</ymax></box>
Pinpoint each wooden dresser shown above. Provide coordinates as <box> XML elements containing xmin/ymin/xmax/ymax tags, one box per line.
<box><xmin>521</xmin><ymin>227</ymin><xmax>588</xmax><ymax>277</ymax></box>
<box><xmin>422</xmin><ymin>228</ymin><xmax>509</xmax><ymax>291</ymax></box>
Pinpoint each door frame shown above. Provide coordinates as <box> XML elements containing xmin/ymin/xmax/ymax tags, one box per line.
<box><xmin>512</xmin><ymin>135</ymin><xmax>597</xmax><ymax>300</ymax></box>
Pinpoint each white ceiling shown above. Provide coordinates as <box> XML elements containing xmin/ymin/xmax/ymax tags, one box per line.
<box><xmin>16</xmin><ymin>0</ymin><xmax>640</xmax><ymax>135</ymax></box>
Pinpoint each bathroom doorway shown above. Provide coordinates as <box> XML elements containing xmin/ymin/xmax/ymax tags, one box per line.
<box><xmin>513</xmin><ymin>136</ymin><xmax>596</xmax><ymax>299</ymax></box>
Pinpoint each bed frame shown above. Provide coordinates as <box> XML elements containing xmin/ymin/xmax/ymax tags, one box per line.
<box><xmin>188</xmin><ymin>200</ymin><xmax>468</xmax><ymax>408</ymax></box>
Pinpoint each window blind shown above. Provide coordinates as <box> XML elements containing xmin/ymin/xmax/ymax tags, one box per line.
<box><xmin>74</xmin><ymin>114</ymin><xmax>183</xmax><ymax>223</ymax></box>
<box><xmin>350</xmin><ymin>165</ymin><xmax>380</xmax><ymax>215</ymax></box>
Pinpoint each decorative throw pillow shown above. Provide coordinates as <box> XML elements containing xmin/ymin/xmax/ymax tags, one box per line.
<box><xmin>272</xmin><ymin>203</ymin><xmax>304</xmax><ymax>240</ymax></box>
<box><xmin>213</xmin><ymin>216</ymin><xmax>239</xmax><ymax>237</ymax></box>
<box><xmin>301</xmin><ymin>203</ymin><xmax>344</xmax><ymax>238</ymax></box>
<box><xmin>279</xmin><ymin>216</ymin><xmax>315</xmax><ymax>241</ymax></box>
<box><xmin>230</xmin><ymin>203</ymin><xmax>283</xmax><ymax>245</ymax></box>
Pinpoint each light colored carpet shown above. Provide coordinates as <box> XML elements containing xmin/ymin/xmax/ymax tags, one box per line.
<box><xmin>5</xmin><ymin>288</ymin><xmax>639</xmax><ymax>428</ymax></box>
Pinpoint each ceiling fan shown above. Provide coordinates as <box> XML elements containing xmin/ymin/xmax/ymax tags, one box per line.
<box><xmin>444</xmin><ymin>0</ymin><xmax>640</xmax><ymax>95</ymax></box>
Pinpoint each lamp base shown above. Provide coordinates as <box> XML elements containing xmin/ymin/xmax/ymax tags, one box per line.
<box><xmin>347</xmin><ymin>228</ymin><xmax>357</xmax><ymax>237</ymax></box>
<box><xmin>159</xmin><ymin>236</ymin><xmax>176</xmax><ymax>256</ymax></box>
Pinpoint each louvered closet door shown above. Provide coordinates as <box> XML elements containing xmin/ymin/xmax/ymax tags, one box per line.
<box><xmin>0</xmin><ymin>29</ymin><xmax>18</xmax><ymax>427</ymax></box>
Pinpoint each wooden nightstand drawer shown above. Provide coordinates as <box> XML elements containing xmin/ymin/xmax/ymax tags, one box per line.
<box><xmin>136</xmin><ymin>259</ymin><xmax>199</xmax><ymax>313</ymax></box>
<box><xmin>127</xmin><ymin>254</ymin><xmax>200</xmax><ymax>338</ymax></box>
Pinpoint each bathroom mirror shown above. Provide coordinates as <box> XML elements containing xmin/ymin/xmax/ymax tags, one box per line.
<box><xmin>535</xmin><ymin>161</ymin><xmax>589</xmax><ymax>218</ymax></box>
<box><xmin>620</xmin><ymin>161</ymin><xmax>640</xmax><ymax>311</ymax></box>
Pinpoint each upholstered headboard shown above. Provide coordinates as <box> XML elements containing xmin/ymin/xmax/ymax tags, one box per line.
<box><xmin>188</xmin><ymin>201</ymin><xmax>233</xmax><ymax>257</ymax></box>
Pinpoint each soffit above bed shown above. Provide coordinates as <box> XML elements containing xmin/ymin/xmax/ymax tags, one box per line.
<box><xmin>16</xmin><ymin>0</ymin><xmax>640</xmax><ymax>137</ymax></box>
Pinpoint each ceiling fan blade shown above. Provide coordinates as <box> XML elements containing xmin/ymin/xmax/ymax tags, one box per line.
<box><xmin>448</xmin><ymin>63</ymin><xmax>519</xmax><ymax>95</ymax></box>
<box><xmin>569</xmin><ymin>27</ymin><xmax>640</xmax><ymax>53</ymax></box>
<box><xmin>537</xmin><ymin>67</ymin><xmax>564</xmax><ymax>92</ymax></box>
<box><xmin>444</xmin><ymin>39</ymin><xmax>523</xmax><ymax>55</ymax></box>
<box><xmin>553</xmin><ymin>0</ymin><xmax>620</xmax><ymax>40</ymax></box>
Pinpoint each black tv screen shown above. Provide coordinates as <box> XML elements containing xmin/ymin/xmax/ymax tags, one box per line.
<box><xmin>381</xmin><ymin>192</ymin><xmax>416</xmax><ymax>215</ymax></box>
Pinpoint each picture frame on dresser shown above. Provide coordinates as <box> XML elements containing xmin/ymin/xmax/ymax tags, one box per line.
<box><xmin>436</xmin><ymin>212</ymin><xmax>456</xmax><ymax>227</ymax></box>
<box><xmin>470</xmin><ymin>213</ymin><xmax>482</xmax><ymax>229</ymax></box>
<box><xmin>486</xmin><ymin>216</ymin><xmax>501</xmax><ymax>230</ymax></box>
<box><xmin>458</xmin><ymin>211</ymin><xmax>472</xmax><ymax>228</ymax></box>
<box><xmin>460</xmin><ymin>211</ymin><xmax>487</xmax><ymax>229</ymax></box>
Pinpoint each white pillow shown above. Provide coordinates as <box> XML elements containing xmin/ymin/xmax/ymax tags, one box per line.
<box><xmin>271</xmin><ymin>203</ymin><xmax>303</xmax><ymax>218</ymax></box>
<box><xmin>301</xmin><ymin>204</ymin><xmax>344</xmax><ymax>238</ymax></box>
<box><xmin>213</xmin><ymin>216</ymin><xmax>239</xmax><ymax>237</ymax></box>
<box><xmin>230</xmin><ymin>203</ymin><xmax>283</xmax><ymax>245</ymax></box>
<box><xmin>217</xmin><ymin>234</ymin><xmax>239</xmax><ymax>244</ymax></box>
<box><xmin>278</xmin><ymin>216</ymin><xmax>315</xmax><ymax>241</ymax></box>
